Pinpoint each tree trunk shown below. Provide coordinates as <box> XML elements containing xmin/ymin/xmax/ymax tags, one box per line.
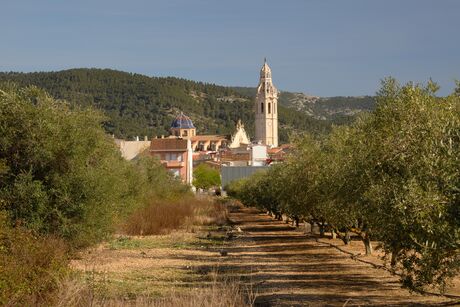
<box><xmin>363</xmin><ymin>233</ymin><xmax>372</xmax><ymax>255</ymax></box>
<box><xmin>390</xmin><ymin>247</ymin><xmax>400</xmax><ymax>267</ymax></box>
<box><xmin>343</xmin><ymin>231</ymin><xmax>351</xmax><ymax>245</ymax></box>
<box><xmin>331</xmin><ymin>229</ymin><xmax>337</xmax><ymax>239</ymax></box>
<box><xmin>319</xmin><ymin>223</ymin><xmax>325</xmax><ymax>237</ymax></box>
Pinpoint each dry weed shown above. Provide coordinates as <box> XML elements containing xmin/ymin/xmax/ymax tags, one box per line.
<box><xmin>123</xmin><ymin>197</ymin><xmax>229</xmax><ymax>236</ymax></box>
<box><xmin>54</xmin><ymin>275</ymin><xmax>255</xmax><ymax>307</ymax></box>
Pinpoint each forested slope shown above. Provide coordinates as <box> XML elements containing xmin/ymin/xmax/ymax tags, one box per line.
<box><xmin>0</xmin><ymin>69</ymin><xmax>372</xmax><ymax>143</ymax></box>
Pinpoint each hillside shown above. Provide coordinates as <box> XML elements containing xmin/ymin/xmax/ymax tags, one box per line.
<box><xmin>232</xmin><ymin>87</ymin><xmax>376</xmax><ymax>125</ymax></box>
<box><xmin>0</xmin><ymin>69</ymin><xmax>372</xmax><ymax>143</ymax></box>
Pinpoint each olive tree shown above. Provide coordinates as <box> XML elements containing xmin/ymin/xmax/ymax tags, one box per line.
<box><xmin>361</xmin><ymin>79</ymin><xmax>460</xmax><ymax>291</ymax></box>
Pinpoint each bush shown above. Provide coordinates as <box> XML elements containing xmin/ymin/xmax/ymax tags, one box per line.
<box><xmin>0</xmin><ymin>212</ymin><xmax>69</xmax><ymax>306</ymax></box>
<box><xmin>0</xmin><ymin>84</ymin><xmax>190</xmax><ymax>247</ymax></box>
<box><xmin>123</xmin><ymin>199</ymin><xmax>194</xmax><ymax>235</ymax></box>
<box><xmin>123</xmin><ymin>197</ymin><xmax>228</xmax><ymax>235</ymax></box>
<box><xmin>193</xmin><ymin>163</ymin><xmax>221</xmax><ymax>190</ymax></box>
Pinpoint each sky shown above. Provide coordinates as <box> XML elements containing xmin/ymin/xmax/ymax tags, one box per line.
<box><xmin>1</xmin><ymin>0</ymin><xmax>459</xmax><ymax>96</ymax></box>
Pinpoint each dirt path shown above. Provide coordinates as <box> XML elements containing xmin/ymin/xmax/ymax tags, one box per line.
<box><xmin>220</xmin><ymin>206</ymin><xmax>456</xmax><ymax>307</ymax></box>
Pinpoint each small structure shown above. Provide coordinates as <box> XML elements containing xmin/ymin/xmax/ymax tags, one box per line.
<box><xmin>150</xmin><ymin>137</ymin><xmax>193</xmax><ymax>184</ymax></box>
<box><xmin>250</xmin><ymin>144</ymin><xmax>268</xmax><ymax>166</ymax></box>
<box><xmin>114</xmin><ymin>136</ymin><xmax>150</xmax><ymax>160</ymax></box>
<box><xmin>229</xmin><ymin>120</ymin><xmax>250</xmax><ymax>149</ymax></box>
<box><xmin>221</xmin><ymin>165</ymin><xmax>269</xmax><ymax>188</ymax></box>
<box><xmin>170</xmin><ymin>113</ymin><xmax>227</xmax><ymax>151</ymax></box>
<box><xmin>267</xmin><ymin>144</ymin><xmax>293</xmax><ymax>164</ymax></box>
<box><xmin>191</xmin><ymin>135</ymin><xmax>227</xmax><ymax>152</ymax></box>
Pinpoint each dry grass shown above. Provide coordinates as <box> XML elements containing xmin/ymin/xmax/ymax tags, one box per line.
<box><xmin>54</xmin><ymin>275</ymin><xmax>255</xmax><ymax>307</ymax></box>
<box><xmin>147</xmin><ymin>277</ymin><xmax>256</xmax><ymax>307</ymax></box>
<box><xmin>123</xmin><ymin>197</ymin><xmax>229</xmax><ymax>236</ymax></box>
<box><xmin>0</xmin><ymin>218</ymin><xmax>69</xmax><ymax>306</ymax></box>
<box><xmin>64</xmin><ymin>197</ymin><xmax>237</xmax><ymax>306</ymax></box>
<box><xmin>190</xmin><ymin>199</ymin><xmax>229</xmax><ymax>227</ymax></box>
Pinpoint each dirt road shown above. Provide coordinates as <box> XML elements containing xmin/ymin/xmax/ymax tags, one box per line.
<box><xmin>220</xmin><ymin>206</ymin><xmax>456</xmax><ymax>306</ymax></box>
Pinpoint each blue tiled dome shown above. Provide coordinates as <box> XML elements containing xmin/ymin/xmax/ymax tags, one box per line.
<box><xmin>171</xmin><ymin>113</ymin><xmax>195</xmax><ymax>129</ymax></box>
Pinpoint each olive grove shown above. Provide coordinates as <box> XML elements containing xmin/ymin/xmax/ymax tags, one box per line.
<box><xmin>228</xmin><ymin>79</ymin><xmax>460</xmax><ymax>292</ymax></box>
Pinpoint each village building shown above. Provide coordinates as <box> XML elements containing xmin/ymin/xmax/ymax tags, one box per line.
<box><xmin>114</xmin><ymin>136</ymin><xmax>150</xmax><ymax>160</ymax></box>
<box><xmin>116</xmin><ymin>59</ymin><xmax>287</xmax><ymax>187</ymax></box>
<box><xmin>267</xmin><ymin>144</ymin><xmax>293</xmax><ymax>164</ymax></box>
<box><xmin>149</xmin><ymin>137</ymin><xmax>193</xmax><ymax>184</ymax></box>
<box><xmin>170</xmin><ymin>112</ymin><xmax>228</xmax><ymax>152</ymax></box>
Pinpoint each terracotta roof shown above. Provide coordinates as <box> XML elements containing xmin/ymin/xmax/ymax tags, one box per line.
<box><xmin>268</xmin><ymin>147</ymin><xmax>283</xmax><ymax>154</ymax></box>
<box><xmin>220</xmin><ymin>152</ymin><xmax>250</xmax><ymax>161</ymax></box>
<box><xmin>191</xmin><ymin>135</ymin><xmax>228</xmax><ymax>141</ymax></box>
<box><xmin>150</xmin><ymin>138</ymin><xmax>188</xmax><ymax>151</ymax></box>
<box><xmin>280</xmin><ymin>143</ymin><xmax>293</xmax><ymax>149</ymax></box>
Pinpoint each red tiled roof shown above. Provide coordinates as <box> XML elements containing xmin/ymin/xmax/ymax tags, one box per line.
<box><xmin>268</xmin><ymin>147</ymin><xmax>283</xmax><ymax>154</ymax></box>
<box><xmin>191</xmin><ymin>135</ymin><xmax>228</xmax><ymax>141</ymax></box>
<box><xmin>150</xmin><ymin>138</ymin><xmax>188</xmax><ymax>151</ymax></box>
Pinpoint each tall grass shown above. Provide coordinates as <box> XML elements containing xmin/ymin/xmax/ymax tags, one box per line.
<box><xmin>54</xmin><ymin>276</ymin><xmax>256</xmax><ymax>307</ymax></box>
<box><xmin>122</xmin><ymin>197</ymin><xmax>229</xmax><ymax>235</ymax></box>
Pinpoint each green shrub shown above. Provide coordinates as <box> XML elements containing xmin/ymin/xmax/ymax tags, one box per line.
<box><xmin>0</xmin><ymin>84</ymin><xmax>190</xmax><ymax>247</ymax></box>
<box><xmin>193</xmin><ymin>163</ymin><xmax>221</xmax><ymax>190</ymax></box>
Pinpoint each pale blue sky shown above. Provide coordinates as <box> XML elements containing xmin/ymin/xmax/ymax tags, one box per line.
<box><xmin>1</xmin><ymin>0</ymin><xmax>459</xmax><ymax>96</ymax></box>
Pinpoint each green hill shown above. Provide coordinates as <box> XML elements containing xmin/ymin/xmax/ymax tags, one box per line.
<box><xmin>0</xmin><ymin>69</ymin><xmax>371</xmax><ymax>143</ymax></box>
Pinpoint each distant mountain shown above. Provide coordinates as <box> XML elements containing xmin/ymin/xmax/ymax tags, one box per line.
<box><xmin>232</xmin><ymin>87</ymin><xmax>376</xmax><ymax>125</ymax></box>
<box><xmin>0</xmin><ymin>69</ymin><xmax>373</xmax><ymax>143</ymax></box>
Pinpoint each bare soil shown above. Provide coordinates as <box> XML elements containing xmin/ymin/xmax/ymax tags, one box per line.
<box><xmin>223</xmin><ymin>206</ymin><xmax>459</xmax><ymax>306</ymax></box>
<box><xmin>71</xmin><ymin>205</ymin><xmax>460</xmax><ymax>306</ymax></box>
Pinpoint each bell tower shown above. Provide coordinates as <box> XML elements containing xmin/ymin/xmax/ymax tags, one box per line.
<box><xmin>255</xmin><ymin>58</ymin><xmax>278</xmax><ymax>147</ymax></box>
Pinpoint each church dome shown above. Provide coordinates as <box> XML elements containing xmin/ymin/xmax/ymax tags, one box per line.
<box><xmin>171</xmin><ymin>113</ymin><xmax>195</xmax><ymax>129</ymax></box>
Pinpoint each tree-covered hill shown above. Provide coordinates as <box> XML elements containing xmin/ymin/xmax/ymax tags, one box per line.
<box><xmin>0</xmin><ymin>69</ymin><xmax>369</xmax><ymax>143</ymax></box>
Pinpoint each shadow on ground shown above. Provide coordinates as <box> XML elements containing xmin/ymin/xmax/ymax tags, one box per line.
<box><xmin>181</xmin><ymin>206</ymin><xmax>456</xmax><ymax>307</ymax></box>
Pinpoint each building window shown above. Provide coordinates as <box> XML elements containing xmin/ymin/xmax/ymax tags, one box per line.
<box><xmin>165</xmin><ymin>153</ymin><xmax>179</xmax><ymax>161</ymax></box>
<box><xmin>261</xmin><ymin>103</ymin><xmax>264</xmax><ymax>113</ymax></box>
<box><xmin>268</xmin><ymin>103</ymin><xmax>271</xmax><ymax>114</ymax></box>
<box><xmin>183</xmin><ymin>130</ymin><xmax>188</xmax><ymax>137</ymax></box>
<box><xmin>170</xmin><ymin>169</ymin><xmax>180</xmax><ymax>178</ymax></box>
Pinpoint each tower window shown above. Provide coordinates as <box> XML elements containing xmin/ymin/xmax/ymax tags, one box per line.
<box><xmin>261</xmin><ymin>103</ymin><xmax>264</xmax><ymax>113</ymax></box>
<box><xmin>268</xmin><ymin>103</ymin><xmax>271</xmax><ymax>114</ymax></box>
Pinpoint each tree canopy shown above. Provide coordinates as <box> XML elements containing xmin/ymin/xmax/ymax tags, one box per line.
<box><xmin>0</xmin><ymin>83</ymin><xmax>188</xmax><ymax>247</ymax></box>
<box><xmin>229</xmin><ymin>78</ymin><xmax>460</xmax><ymax>292</ymax></box>
<box><xmin>193</xmin><ymin>164</ymin><xmax>221</xmax><ymax>190</ymax></box>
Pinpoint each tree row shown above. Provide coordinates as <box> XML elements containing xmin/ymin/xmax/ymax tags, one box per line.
<box><xmin>227</xmin><ymin>78</ymin><xmax>460</xmax><ymax>292</ymax></box>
